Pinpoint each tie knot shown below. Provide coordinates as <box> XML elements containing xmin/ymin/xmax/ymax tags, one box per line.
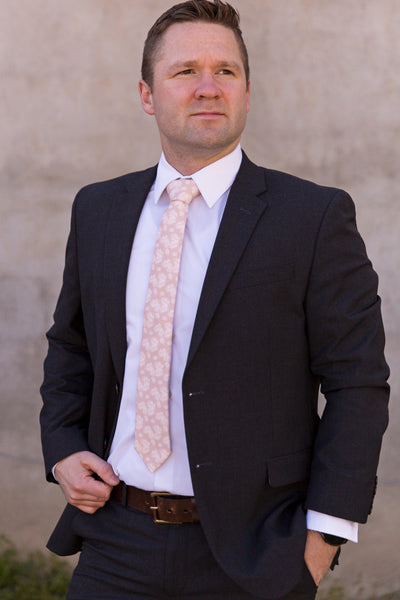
<box><xmin>166</xmin><ymin>178</ymin><xmax>199</xmax><ymax>206</ymax></box>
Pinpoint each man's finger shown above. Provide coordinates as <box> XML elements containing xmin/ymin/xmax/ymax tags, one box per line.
<box><xmin>82</xmin><ymin>453</ymin><xmax>120</xmax><ymax>487</ymax></box>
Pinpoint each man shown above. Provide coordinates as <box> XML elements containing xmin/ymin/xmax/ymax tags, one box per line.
<box><xmin>40</xmin><ymin>1</ymin><xmax>389</xmax><ymax>599</ymax></box>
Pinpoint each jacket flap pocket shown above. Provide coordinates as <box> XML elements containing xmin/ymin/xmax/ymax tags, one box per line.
<box><xmin>267</xmin><ymin>449</ymin><xmax>312</xmax><ymax>487</ymax></box>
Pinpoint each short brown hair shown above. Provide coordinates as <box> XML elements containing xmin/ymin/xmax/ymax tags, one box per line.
<box><xmin>141</xmin><ymin>0</ymin><xmax>249</xmax><ymax>88</ymax></box>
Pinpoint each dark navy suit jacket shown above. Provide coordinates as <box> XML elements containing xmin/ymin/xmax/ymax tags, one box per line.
<box><xmin>40</xmin><ymin>154</ymin><xmax>389</xmax><ymax>599</ymax></box>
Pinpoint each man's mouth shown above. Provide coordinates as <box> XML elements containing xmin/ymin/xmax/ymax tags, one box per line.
<box><xmin>191</xmin><ymin>111</ymin><xmax>225</xmax><ymax>118</ymax></box>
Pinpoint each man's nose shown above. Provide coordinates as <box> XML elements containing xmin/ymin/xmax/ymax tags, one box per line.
<box><xmin>194</xmin><ymin>72</ymin><xmax>221</xmax><ymax>99</ymax></box>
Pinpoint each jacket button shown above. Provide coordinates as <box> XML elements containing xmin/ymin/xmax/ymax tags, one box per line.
<box><xmin>115</xmin><ymin>383</ymin><xmax>120</xmax><ymax>395</ymax></box>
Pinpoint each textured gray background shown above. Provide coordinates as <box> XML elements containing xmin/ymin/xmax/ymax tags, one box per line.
<box><xmin>1</xmin><ymin>1</ymin><xmax>399</xmax><ymax>597</ymax></box>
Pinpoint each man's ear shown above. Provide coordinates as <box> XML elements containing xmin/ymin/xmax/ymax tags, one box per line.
<box><xmin>138</xmin><ymin>80</ymin><xmax>155</xmax><ymax>115</ymax></box>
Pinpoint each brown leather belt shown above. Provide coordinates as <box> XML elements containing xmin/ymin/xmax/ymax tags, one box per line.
<box><xmin>112</xmin><ymin>482</ymin><xmax>200</xmax><ymax>524</ymax></box>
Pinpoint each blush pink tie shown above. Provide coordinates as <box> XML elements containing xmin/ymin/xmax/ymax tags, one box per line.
<box><xmin>134</xmin><ymin>178</ymin><xmax>199</xmax><ymax>472</ymax></box>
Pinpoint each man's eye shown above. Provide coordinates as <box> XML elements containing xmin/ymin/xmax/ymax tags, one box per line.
<box><xmin>177</xmin><ymin>69</ymin><xmax>194</xmax><ymax>76</ymax></box>
<box><xmin>218</xmin><ymin>69</ymin><xmax>234</xmax><ymax>75</ymax></box>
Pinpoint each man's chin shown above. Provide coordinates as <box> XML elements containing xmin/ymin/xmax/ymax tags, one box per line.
<box><xmin>185</xmin><ymin>130</ymin><xmax>238</xmax><ymax>153</ymax></box>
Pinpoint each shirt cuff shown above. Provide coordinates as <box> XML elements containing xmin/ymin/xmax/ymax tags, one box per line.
<box><xmin>306</xmin><ymin>509</ymin><xmax>358</xmax><ymax>543</ymax></box>
<box><xmin>52</xmin><ymin>463</ymin><xmax>59</xmax><ymax>482</ymax></box>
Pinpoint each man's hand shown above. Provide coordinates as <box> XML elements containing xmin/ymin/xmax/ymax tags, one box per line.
<box><xmin>304</xmin><ymin>529</ymin><xmax>339</xmax><ymax>586</ymax></box>
<box><xmin>54</xmin><ymin>451</ymin><xmax>120</xmax><ymax>514</ymax></box>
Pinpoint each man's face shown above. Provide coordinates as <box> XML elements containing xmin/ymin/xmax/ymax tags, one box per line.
<box><xmin>139</xmin><ymin>21</ymin><xmax>250</xmax><ymax>172</ymax></box>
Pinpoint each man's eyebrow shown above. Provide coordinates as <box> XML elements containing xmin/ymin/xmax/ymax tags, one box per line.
<box><xmin>168</xmin><ymin>60</ymin><xmax>243</xmax><ymax>72</ymax></box>
<box><xmin>215</xmin><ymin>60</ymin><xmax>243</xmax><ymax>71</ymax></box>
<box><xmin>168</xmin><ymin>60</ymin><xmax>197</xmax><ymax>71</ymax></box>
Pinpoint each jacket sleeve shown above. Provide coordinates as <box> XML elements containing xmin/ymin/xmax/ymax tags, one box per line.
<box><xmin>40</xmin><ymin>193</ymin><xmax>93</xmax><ymax>482</ymax></box>
<box><xmin>304</xmin><ymin>190</ymin><xmax>389</xmax><ymax>522</ymax></box>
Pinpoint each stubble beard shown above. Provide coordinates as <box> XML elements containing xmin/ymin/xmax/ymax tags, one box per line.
<box><xmin>176</xmin><ymin>117</ymin><xmax>244</xmax><ymax>159</ymax></box>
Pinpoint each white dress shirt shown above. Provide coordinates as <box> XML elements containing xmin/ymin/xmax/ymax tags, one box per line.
<box><xmin>107</xmin><ymin>144</ymin><xmax>357</xmax><ymax>542</ymax></box>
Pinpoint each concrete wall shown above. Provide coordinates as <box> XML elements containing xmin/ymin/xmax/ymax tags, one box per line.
<box><xmin>1</xmin><ymin>1</ymin><xmax>399</xmax><ymax>596</ymax></box>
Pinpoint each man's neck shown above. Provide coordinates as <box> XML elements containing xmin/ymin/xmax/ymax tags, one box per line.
<box><xmin>162</xmin><ymin>142</ymin><xmax>241</xmax><ymax>176</ymax></box>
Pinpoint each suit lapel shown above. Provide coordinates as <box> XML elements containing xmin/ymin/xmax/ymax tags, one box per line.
<box><xmin>103</xmin><ymin>166</ymin><xmax>157</xmax><ymax>383</ymax></box>
<box><xmin>187</xmin><ymin>155</ymin><xmax>269</xmax><ymax>367</ymax></box>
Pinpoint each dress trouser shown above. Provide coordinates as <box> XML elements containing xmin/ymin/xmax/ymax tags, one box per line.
<box><xmin>66</xmin><ymin>498</ymin><xmax>318</xmax><ymax>600</ymax></box>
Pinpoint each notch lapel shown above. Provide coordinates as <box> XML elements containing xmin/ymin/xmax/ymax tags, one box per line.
<box><xmin>103</xmin><ymin>167</ymin><xmax>157</xmax><ymax>383</ymax></box>
<box><xmin>187</xmin><ymin>156</ymin><xmax>269</xmax><ymax>368</ymax></box>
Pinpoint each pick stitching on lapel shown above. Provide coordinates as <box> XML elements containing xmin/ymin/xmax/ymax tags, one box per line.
<box><xmin>103</xmin><ymin>167</ymin><xmax>157</xmax><ymax>383</ymax></box>
<box><xmin>186</xmin><ymin>155</ymin><xmax>270</xmax><ymax>368</ymax></box>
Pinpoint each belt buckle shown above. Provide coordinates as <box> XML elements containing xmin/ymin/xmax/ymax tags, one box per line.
<box><xmin>150</xmin><ymin>492</ymin><xmax>182</xmax><ymax>524</ymax></box>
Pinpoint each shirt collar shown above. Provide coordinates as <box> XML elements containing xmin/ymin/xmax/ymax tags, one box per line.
<box><xmin>153</xmin><ymin>144</ymin><xmax>243</xmax><ymax>208</ymax></box>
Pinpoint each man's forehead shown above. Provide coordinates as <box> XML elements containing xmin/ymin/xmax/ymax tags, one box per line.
<box><xmin>156</xmin><ymin>22</ymin><xmax>243</xmax><ymax>61</ymax></box>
